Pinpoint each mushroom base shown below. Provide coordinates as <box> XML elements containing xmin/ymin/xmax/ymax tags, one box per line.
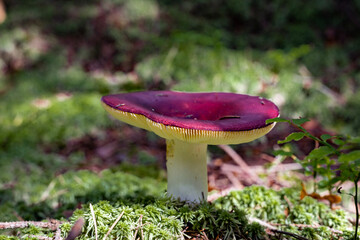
<box><xmin>166</xmin><ymin>139</ymin><xmax>208</xmax><ymax>203</ymax></box>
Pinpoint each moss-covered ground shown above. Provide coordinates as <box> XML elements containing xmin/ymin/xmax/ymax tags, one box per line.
<box><xmin>0</xmin><ymin>166</ymin><xmax>354</xmax><ymax>239</ymax></box>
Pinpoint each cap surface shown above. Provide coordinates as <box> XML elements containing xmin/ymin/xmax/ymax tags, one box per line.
<box><xmin>101</xmin><ymin>91</ymin><xmax>279</xmax><ymax>144</ymax></box>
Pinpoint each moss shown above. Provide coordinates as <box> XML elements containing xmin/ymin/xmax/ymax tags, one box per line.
<box><xmin>64</xmin><ymin>200</ymin><xmax>261</xmax><ymax>240</ymax></box>
<box><xmin>0</xmin><ymin>183</ymin><xmax>354</xmax><ymax>239</ymax></box>
<box><xmin>215</xmin><ymin>186</ymin><xmax>285</xmax><ymax>222</ymax></box>
<box><xmin>215</xmin><ymin>186</ymin><xmax>352</xmax><ymax>239</ymax></box>
<box><xmin>0</xmin><ymin>237</ymin><xmax>19</xmax><ymax>240</ymax></box>
<box><xmin>0</xmin><ymin>161</ymin><xmax>354</xmax><ymax>239</ymax></box>
<box><xmin>57</xmin><ymin>186</ymin><xmax>352</xmax><ymax>240</ymax></box>
<box><xmin>0</xmin><ymin>164</ymin><xmax>166</xmax><ymax>222</ymax></box>
<box><xmin>68</xmin><ymin>201</ymin><xmax>184</xmax><ymax>240</ymax></box>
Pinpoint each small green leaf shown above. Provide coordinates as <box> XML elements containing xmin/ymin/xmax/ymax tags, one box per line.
<box><xmin>339</xmin><ymin>150</ymin><xmax>360</xmax><ymax>164</ymax></box>
<box><xmin>318</xmin><ymin>179</ymin><xmax>332</xmax><ymax>189</ymax></box>
<box><xmin>266</xmin><ymin>117</ymin><xmax>289</xmax><ymax>124</ymax></box>
<box><xmin>317</xmin><ymin>157</ymin><xmax>330</xmax><ymax>165</ymax></box>
<box><xmin>320</xmin><ymin>134</ymin><xmax>332</xmax><ymax>141</ymax></box>
<box><xmin>291</xmin><ymin>118</ymin><xmax>310</xmax><ymax>126</ymax></box>
<box><xmin>307</xmin><ymin>146</ymin><xmax>335</xmax><ymax>160</ymax></box>
<box><xmin>278</xmin><ymin>132</ymin><xmax>306</xmax><ymax>144</ymax></box>
<box><xmin>328</xmin><ymin>177</ymin><xmax>342</xmax><ymax>186</ymax></box>
<box><xmin>333</xmin><ymin>138</ymin><xmax>345</xmax><ymax>146</ymax></box>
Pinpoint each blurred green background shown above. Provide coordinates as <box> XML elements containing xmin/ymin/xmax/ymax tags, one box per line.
<box><xmin>1</xmin><ymin>0</ymin><xmax>360</xmax><ymax>223</ymax></box>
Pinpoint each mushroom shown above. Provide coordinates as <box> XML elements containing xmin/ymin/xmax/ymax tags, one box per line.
<box><xmin>101</xmin><ymin>91</ymin><xmax>279</xmax><ymax>203</ymax></box>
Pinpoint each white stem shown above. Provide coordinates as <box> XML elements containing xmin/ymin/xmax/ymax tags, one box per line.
<box><xmin>166</xmin><ymin>139</ymin><xmax>208</xmax><ymax>203</ymax></box>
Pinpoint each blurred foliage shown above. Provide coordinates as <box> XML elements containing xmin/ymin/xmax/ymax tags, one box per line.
<box><xmin>0</xmin><ymin>49</ymin><xmax>111</xmax><ymax>190</ymax></box>
<box><xmin>158</xmin><ymin>0</ymin><xmax>360</xmax><ymax>49</ymax></box>
<box><xmin>0</xmin><ymin>164</ymin><xmax>166</xmax><ymax>221</ymax></box>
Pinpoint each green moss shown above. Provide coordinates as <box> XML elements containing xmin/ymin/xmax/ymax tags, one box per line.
<box><xmin>0</xmin><ymin>179</ymin><xmax>355</xmax><ymax>239</ymax></box>
<box><xmin>215</xmin><ymin>186</ymin><xmax>284</xmax><ymax>222</ymax></box>
<box><xmin>0</xmin><ymin>225</ymin><xmax>55</xmax><ymax>240</ymax></box>
<box><xmin>68</xmin><ymin>201</ymin><xmax>184</xmax><ymax>240</ymax></box>
<box><xmin>0</xmin><ymin>165</ymin><xmax>166</xmax><ymax>221</ymax></box>
<box><xmin>0</xmin><ymin>237</ymin><xmax>19</xmax><ymax>240</ymax></box>
<box><xmin>215</xmin><ymin>186</ymin><xmax>352</xmax><ymax>239</ymax></box>
<box><xmin>64</xmin><ymin>199</ymin><xmax>261</xmax><ymax>240</ymax></box>
<box><xmin>56</xmin><ymin>186</ymin><xmax>352</xmax><ymax>240</ymax></box>
<box><xmin>0</xmin><ymin>202</ymin><xmax>19</xmax><ymax>222</ymax></box>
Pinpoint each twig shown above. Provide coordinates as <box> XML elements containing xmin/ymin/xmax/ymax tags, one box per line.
<box><xmin>129</xmin><ymin>221</ymin><xmax>153</xmax><ymax>240</ymax></box>
<box><xmin>249</xmin><ymin>216</ymin><xmax>345</xmax><ymax>240</ymax></box>
<box><xmin>354</xmin><ymin>173</ymin><xmax>360</xmax><ymax>240</ymax></box>
<box><xmin>218</xmin><ymin>145</ymin><xmax>263</xmax><ymax>184</ymax></box>
<box><xmin>89</xmin><ymin>203</ymin><xmax>98</xmax><ymax>240</ymax></box>
<box><xmin>248</xmin><ymin>217</ymin><xmax>310</xmax><ymax>240</ymax></box>
<box><xmin>102</xmin><ymin>211</ymin><xmax>125</xmax><ymax>240</ymax></box>
<box><xmin>132</xmin><ymin>215</ymin><xmax>143</xmax><ymax>240</ymax></box>
<box><xmin>132</xmin><ymin>222</ymin><xmax>150</xmax><ymax>230</ymax></box>
<box><xmin>40</xmin><ymin>180</ymin><xmax>56</xmax><ymax>202</ymax></box>
<box><xmin>207</xmin><ymin>187</ymin><xmax>238</xmax><ymax>202</ymax></box>
<box><xmin>26</xmin><ymin>235</ymin><xmax>55</xmax><ymax>240</ymax></box>
<box><xmin>223</xmin><ymin>163</ymin><xmax>302</xmax><ymax>174</ymax></box>
<box><xmin>65</xmin><ymin>218</ymin><xmax>85</xmax><ymax>240</ymax></box>
<box><xmin>270</xmin><ymin>222</ymin><xmax>343</xmax><ymax>235</ymax></box>
<box><xmin>222</xmin><ymin>170</ymin><xmax>244</xmax><ymax>189</ymax></box>
<box><xmin>0</xmin><ymin>220</ymin><xmax>62</xmax><ymax>231</ymax></box>
<box><xmin>200</xmin><ymin>229</ymin><xmax>209</xmax><ymax>240</ymax></box>
<box><xmin>248</xmin><ymin>217</ymin><xmax>277</xmax><ymax>230</ymax></box>
<box><xmin>257</xmin><ymin>163</ymin><xmax>303</xmax><ymax>173</ymax></box>
<box><xmin>271</xmin><ymin>229</ymin><xmax>310</xmax><ymax>240</ymax></box>
<box><xmin>54</xmin><ymin>226</ymin><xmax>62</xmax><ymax>240</ymax></box>
<box><xmin>140</xmin><ymin>213</ymin><xmax>144</xmax><ymax>240</ymax></box>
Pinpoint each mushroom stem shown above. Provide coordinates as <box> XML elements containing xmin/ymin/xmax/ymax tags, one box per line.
<box><xmin>166</xmin><ymin>139</ymin><xmax>208</xmax><ymax>203</ymax></box>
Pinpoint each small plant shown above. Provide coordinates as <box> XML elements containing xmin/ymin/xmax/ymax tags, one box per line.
<box><xmin>338</xmin><ymin>174</ymin><xmax>360</xmax><ymax>240</ymax></box>
<box><xmin>267</xmin><ymin>117</ymin><xmax>360</xmax><ymax>238</ymax></box>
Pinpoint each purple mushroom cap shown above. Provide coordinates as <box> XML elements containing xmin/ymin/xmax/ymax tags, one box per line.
<box><xmin>101</xmin><ymin>91</ymin><xmax>279</xmax><ymax>131</ymax></box>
